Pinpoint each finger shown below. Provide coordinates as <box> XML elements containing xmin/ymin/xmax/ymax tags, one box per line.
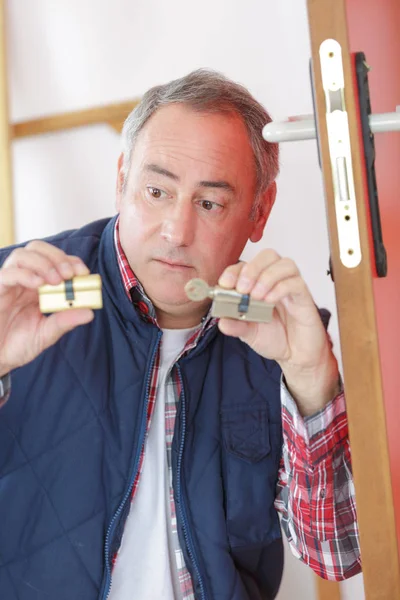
<box><xmin>236</xmin><ymin>249</ymin><xmax>281</xmax><ymax>293</ymax></box>
<box><xmin>4</xmin><ymin>248</ymin><xmax>64</xmax><ymax>285</ymax></box>
<box><xmin>0</xmin><ymin>267</ymin><xmax>44</xmax><ymax>292</ymax></box>
<box><xmin>250</xmin><ymin>258</ymin><xmax>300</xmax><ymax>300</ymax></box>
<box><xmin>25</xmin><ymin>241</ymin><xmax>90</xmax><ymax>279</ymax></box>
<box><xmin>218</xmin><ymin>317</ymin><xmax>257</xmax><ymax>341</ymax></box>
<box><xmin>264</xmin><ymin>276</ymin><xmax>311</xmax><ymax>305</ymax></box>
<box><xmin>218</xmin><ymin>261</ymin><xmax>245</xmax><ymax>289</ymax></box>
<box><xmin>41</xmin><ymin>308</ymin><xmax>95</xmax><ymax>350</ymax></box>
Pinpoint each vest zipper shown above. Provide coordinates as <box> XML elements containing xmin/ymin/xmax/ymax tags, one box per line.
<box><xmin>101</xmin><ymin>330</ymin><xmax>162</xmax><ymax>600</ymax></box>
<box><xmin>176</xmin><ymin>365</ymin><xmax>207</xmax><ymax>600</ymax></box>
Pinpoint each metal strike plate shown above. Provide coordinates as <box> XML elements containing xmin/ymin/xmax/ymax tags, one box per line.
<box><xmin>319</xmin><ymin>39</ymin><xmax>362</xmax><ymax>269</ymax></box>
<box><xmin>39</xmin><ymin>274</ymin><xmax>103</xmax><ymax>314</ymax></box>
<box><xmin>184</xmin><ymin>278</ymin><xmax>274</xmax><ymax>323</ymax></box>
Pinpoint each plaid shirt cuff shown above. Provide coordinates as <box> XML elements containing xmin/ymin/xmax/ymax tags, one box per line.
<box><xmin>281</xmin><ymin>375</ymin><xmax>347</xmax><ymax>469</ymax></box>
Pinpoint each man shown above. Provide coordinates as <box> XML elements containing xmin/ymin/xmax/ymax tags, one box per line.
<box><xmin>0</xmin><ymin>69</ymin><xmax>360</xmax><ymax>600</ymax></box>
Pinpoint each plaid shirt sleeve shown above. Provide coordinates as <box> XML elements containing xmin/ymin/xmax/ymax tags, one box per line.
<box><xmin>274</xmin><ymin>378</ymin><xmax>361</xmax><ymax>581</ymax></box>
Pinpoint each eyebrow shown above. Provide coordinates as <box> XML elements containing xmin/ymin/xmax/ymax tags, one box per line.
<box><xmin>145</xmin><ymin>163</ymin><xmax>179</xmax><ymax>180</ymax></box>
<box><xmin>144</xmin><ymin>163</ymin><xmax>236</xmax><ymax>193</ymax></box>
<box><xmin>199</xmin><ymin>180</ymin><xmax>235</xmax><ymax>193</ymax></box>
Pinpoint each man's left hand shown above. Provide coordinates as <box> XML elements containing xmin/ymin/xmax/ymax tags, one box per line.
<box><xmin>217</xmin><ymin>250</ymin><xmax>340</xmax><ymax>416</ymax></box>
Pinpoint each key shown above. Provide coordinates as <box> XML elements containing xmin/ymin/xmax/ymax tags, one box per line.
<box><xmin>184</xmin><ymin>278</ymin><xmax>275</xmax><ymax>323</ymax></box>
<box><xmin>185</xmin><ymin>278</ymin><xmax>214</xmax><ymax>301</ymax></box>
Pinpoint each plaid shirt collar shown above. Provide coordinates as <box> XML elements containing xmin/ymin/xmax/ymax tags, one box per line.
<box><xmin>114</xmin><ymin>217</ymin><xmax>216</xmax><ymax>346</ymax></box>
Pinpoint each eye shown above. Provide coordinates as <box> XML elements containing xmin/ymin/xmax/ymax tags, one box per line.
<box><xmin>199</xmin><ymin>200</ymin><xmax>221</xmax><ymax>212</ymax></box>
<box><xmin>147</xmin><ymin>186</ymin><xmax>165</xmax><ymax>199</ymax></box>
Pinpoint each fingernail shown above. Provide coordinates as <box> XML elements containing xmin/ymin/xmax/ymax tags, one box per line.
<box><xmin>252</xmin><ymin>283</ymin><xmax>265</xmax><ymax>297</ymax></box>
<box><xmin>75</xmin><ymin>262</ymin><xmax>89</xmax><ymax>275</ymax></box>
<box><xmin>219</xmin><ymin>272</ymin><xmax>235</xmax><ymax>287</ymax></box>
<box><xmin>265</xmin><ymin>292</ymin><xmax>275</xmax><ymax>303</ymax></box>
<box><xmin>237</xmin><ymin>277</ymin><xmax>251</xmax><ymax>293</ymax></box>
<box><xmin>49</xmin><ymin>268</ymin><xmax>61</xmax><ymax>283</ymax></box>
<box><xmin>60</xmin><ymin>263</ymin><xmax>74</xmax><ymax>279</ymax></box>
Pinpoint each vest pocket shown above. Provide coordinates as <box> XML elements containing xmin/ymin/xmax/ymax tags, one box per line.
<box><xmin>220</xmin><ymin>403</ymin><xmax>281</xmax><ymax>547</ymax></box>
<box><xmin>221</xmin><ymin>403</ymin><xmax>270</xmax><ymax>463</ymax></box>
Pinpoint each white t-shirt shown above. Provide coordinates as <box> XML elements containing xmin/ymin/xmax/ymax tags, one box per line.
<box><xmin>108</xmin><ymin>327</ymin><xmax>197</xmax><ymax>600</ymax></box>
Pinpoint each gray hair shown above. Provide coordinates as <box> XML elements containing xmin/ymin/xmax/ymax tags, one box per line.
<box><xmin>121</xmin><ymin>69</ymin><xmax>279</xmax><ymax>216</ymax></box>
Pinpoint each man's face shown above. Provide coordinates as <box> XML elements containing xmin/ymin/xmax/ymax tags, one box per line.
<box><xmin>116</xmin><ymin>104</ymin><xmax>275</xmax><ymax>324</ymax></box>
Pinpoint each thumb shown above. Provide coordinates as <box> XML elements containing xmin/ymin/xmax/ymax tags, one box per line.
<box><xmin>40</xmin><ymin>309</ymin><xmax>94</xmax><ymax>351</ymax></box>
<box><xmin>218</xmin><ymin>260</ymin><xmax>246</xmax><ymax>288</ymax></box>
<box><xmin>218</xmin><ymin>317</ymin><xmax>257</xmax><ymax>342</ymax></box>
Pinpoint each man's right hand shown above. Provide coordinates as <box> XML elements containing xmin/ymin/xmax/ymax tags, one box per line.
<box><xmin>0</xmin><ymin>240</ymin><xmax>94</xmax><ymax>377</ymax></box>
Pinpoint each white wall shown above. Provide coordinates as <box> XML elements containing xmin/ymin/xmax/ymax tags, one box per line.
<box><xmin>5</xmin><ymin>0</ymin><xmax>364</xmax><ymax>597</ymax></box>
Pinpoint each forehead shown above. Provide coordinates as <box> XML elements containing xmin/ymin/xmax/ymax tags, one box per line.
<box><xmin>131</xmin><ymin>104</ymin><xmax>257</xmax><ymax>189</ymax></box>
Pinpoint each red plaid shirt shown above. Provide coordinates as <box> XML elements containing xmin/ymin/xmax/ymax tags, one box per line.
<box><xmin>113</xmin><ymin>220</ymin><xmax>361</xmax><ymax>592</ymax></box>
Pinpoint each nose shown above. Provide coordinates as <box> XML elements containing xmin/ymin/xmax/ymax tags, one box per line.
<box><xmin>160</xmin><ymin>202</ymin><xmax>195</xmax><ymax>247</ymax></box>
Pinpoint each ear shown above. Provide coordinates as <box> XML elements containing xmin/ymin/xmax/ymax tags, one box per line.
<box><xmin>249</xmin><ymin>181</ymin><xmax>277</xmax><ymax>243</ymax></box>
<box><xmin>115</xmin><ymin>153</ymin><xmax>125</xmax><ymax>212</ymax></box>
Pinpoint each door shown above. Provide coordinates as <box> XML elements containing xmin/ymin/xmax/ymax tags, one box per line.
<box><xmin>306</xmin><ymin>0</ymin><xmax>400</xmax><ymax>598</ymax></box>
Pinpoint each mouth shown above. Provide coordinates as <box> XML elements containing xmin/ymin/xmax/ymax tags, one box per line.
<box><xmin>153</xmin><ymin>259</ymin><xmax>193</xmax><ymax>270</ymax></box>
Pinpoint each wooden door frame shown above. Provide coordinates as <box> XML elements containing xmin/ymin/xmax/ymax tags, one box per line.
<box><xmin>307</xmin><ymin>0</ymin><xmax>400</xmax><ymax>597</ymax></box>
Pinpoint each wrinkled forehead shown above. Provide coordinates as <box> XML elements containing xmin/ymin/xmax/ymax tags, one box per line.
<box><xmin>130</xmin><ymin>104</ymin><xmax>257</xmax><ymax>191</ymax></box>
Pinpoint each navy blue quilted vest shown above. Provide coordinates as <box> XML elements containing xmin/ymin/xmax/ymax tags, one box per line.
<box><xmin>0</xmin><ymin>217</ymin><xmax>284</xmax><ymax>600</ymax></box>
